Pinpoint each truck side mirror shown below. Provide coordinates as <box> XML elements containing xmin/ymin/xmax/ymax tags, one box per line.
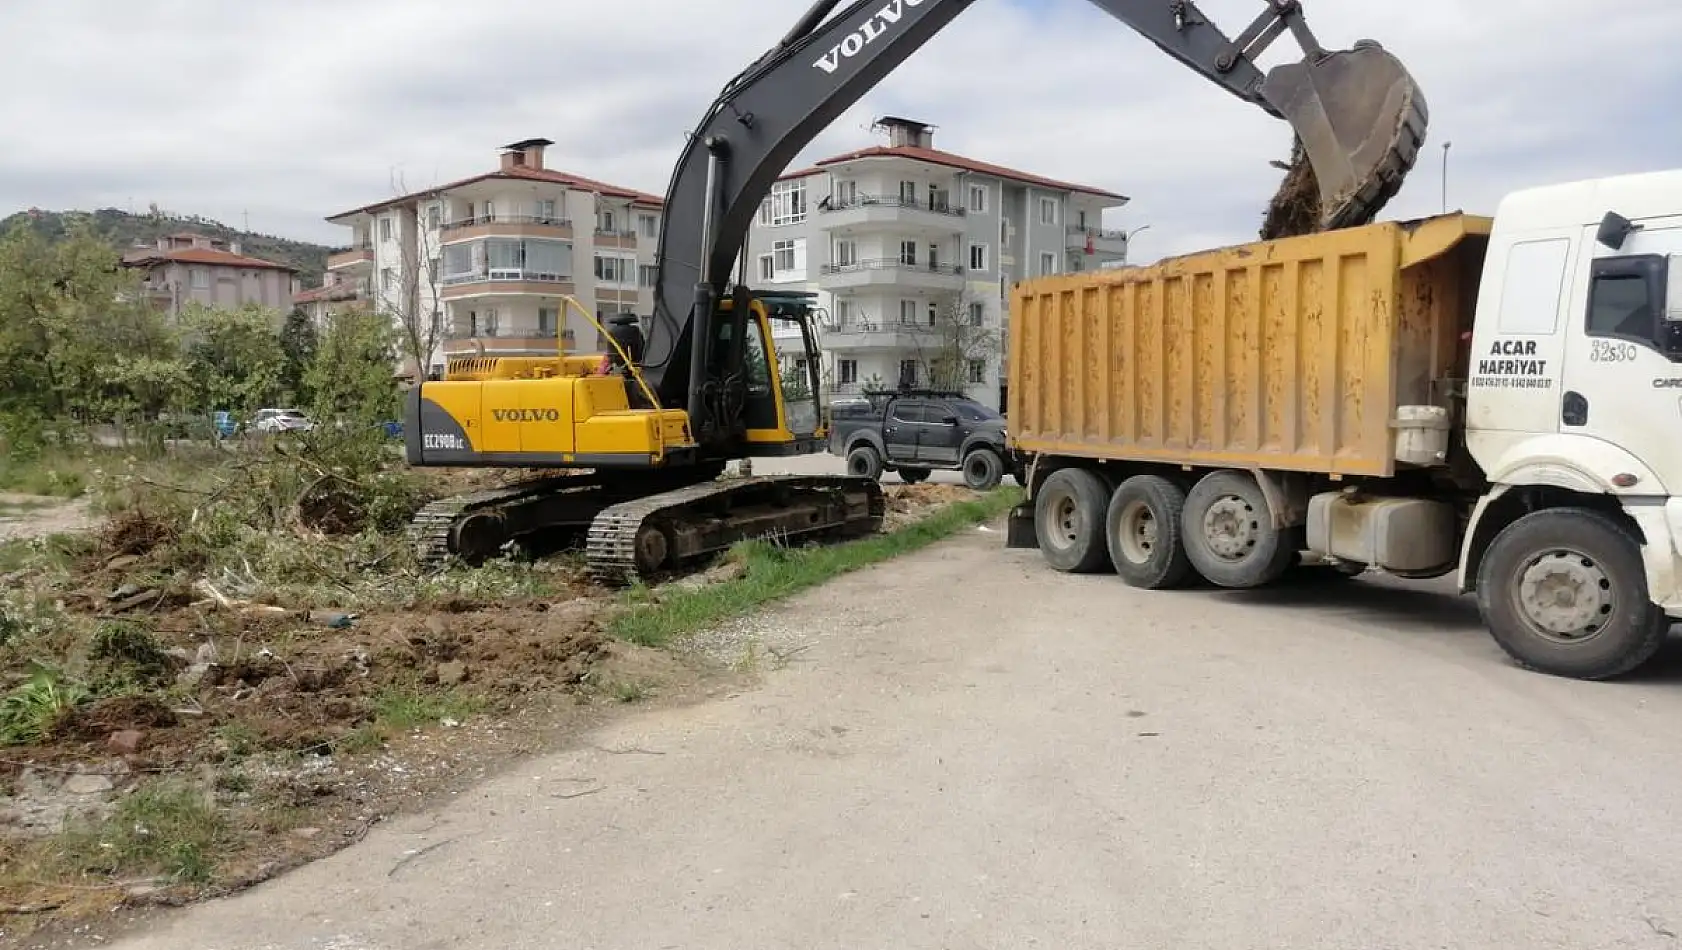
<box><xmin>1668</xmin><ymin>255</ymin><xmax>1682</xmax><ymax>323</ymax></box>
<box><xmin>1597</xmin><ymin>211</ymin><xmax>1637</xmax><ymax>250</ymax></box>
<box><xmin>942</xmin><ymin>414</ymin><xmax>960</xmax><ymax>425</ymax></box>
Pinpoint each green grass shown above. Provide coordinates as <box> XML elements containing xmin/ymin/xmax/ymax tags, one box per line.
<box><xmin>610</xmin><ymin>485</ymin><xmax>1023</xmax><ymax>647</ymax></box>
<box><xmin>45</xmin><ymin>779</ymin><xmax>233</xmax><ymax>886</ymax></box>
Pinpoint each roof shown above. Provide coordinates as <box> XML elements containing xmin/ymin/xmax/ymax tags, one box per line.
<box><xmin>121</xmin><ymin>246</ymin><xmax>297</xmax><ymax>273</ymax></box>
<box><xmin>779</xmin><ymin>144</ymin><xmax>1126</xmax><ymax>200</ymax></box>
<box><xmin>293</xmin><ymin>282</ymin><xmax>364</xmax><ymax>304</ymax></box>
<box><xmin>327</xmin><ymin>164</ymin><xmax>664</xmax><ymax>222</ymax></box>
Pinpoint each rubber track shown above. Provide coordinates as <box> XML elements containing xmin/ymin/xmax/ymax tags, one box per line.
<box><xmin>584</xmin><ymin>474</ymin><xmax>886</xmax><ymax>587</ymax></box>
<box><xmin>407</xmin><ymin>472</ymin><xmax>601</xmax><ymax>569</ymax></box>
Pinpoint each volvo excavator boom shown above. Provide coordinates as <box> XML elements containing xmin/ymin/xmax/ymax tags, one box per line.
<box><xmin>641</xmin><ymin>0</ymin><xmax>1428</xmax><ymax>428</ymax></box>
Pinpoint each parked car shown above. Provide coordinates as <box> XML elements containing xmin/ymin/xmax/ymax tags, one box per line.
<box><xmin>827</xmin><ymin>388</ymin><xmax>1021</xmax><ymax>490</ymax></box>
<box><xmin>250</xmin><ymin>408</ymin><xmax>314</xmax><ymax>433</ymax></box>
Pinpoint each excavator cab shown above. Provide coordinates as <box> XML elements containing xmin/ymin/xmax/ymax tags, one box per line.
<box><xmin>702</xmin><ymin>291</ymin><xmax>826</xmax><ymax>455</ymax></box>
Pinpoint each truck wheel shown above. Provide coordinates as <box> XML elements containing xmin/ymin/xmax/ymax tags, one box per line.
<box><xmin>1476</xmin><ymin>508</ymin><xmax>1669</xmax><ymax>680</ymax></box>
<box><xmin>962</xmin><ymin>448</ymin><xmax>1005</xmax><ymax>490</ymax></box>
<box><xmin>1180</xmin><ymin>469</ymin><xmax>1296</xmax><ymax>588</ymax></box>
<box><xmin>1105</xmin><ymin>475</ymin><xmax>1193</xmax><ymax>589</ymax></box>
<box><xmin>1034</xmin><ymin>467</ymin><xmax>1111</xmax><ymax>573</ymax></box>
<box><xmin>846</xmin><ymin>444</ymin><xmax>883</xmax><ymax>481</ymax></box>
<box><xmin>898</xmin><ymin>467</ymin><xmax>931</xmax><ymax>484</ymax></box>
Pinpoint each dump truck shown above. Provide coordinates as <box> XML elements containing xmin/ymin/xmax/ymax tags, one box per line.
<box><xmin>1003</xmin><ymin>169</ymin><xmax>1682</xmax><ymax>681</ymax></box>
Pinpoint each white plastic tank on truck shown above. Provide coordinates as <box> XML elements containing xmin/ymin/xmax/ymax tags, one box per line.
<box><xmin>1003</xmin><ymin>169</ymin><xmax>1682</xmax><ymax>680</ymax></box>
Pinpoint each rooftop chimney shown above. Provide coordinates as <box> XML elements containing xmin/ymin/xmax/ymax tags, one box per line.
<box><xmin>874</xmin><ymin>116</ymin><xmax>935</xmax><ymax>149</ymax></box>
<box><xmin>500</xmin><ymin>137</ymin><xmax>555</xmax><ymax>172</ymax></box>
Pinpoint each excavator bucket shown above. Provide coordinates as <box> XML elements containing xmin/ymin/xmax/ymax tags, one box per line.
<box><xmin>1257</xmin><ymin>40</ymin><xmax>1428</xmax><ymax>237</ymax></box>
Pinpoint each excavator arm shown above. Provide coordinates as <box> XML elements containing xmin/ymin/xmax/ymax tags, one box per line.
<box><xmin>642</xmin><ymin>0</ymin><xmax>1428</xmax><ymax>433</ymax></box>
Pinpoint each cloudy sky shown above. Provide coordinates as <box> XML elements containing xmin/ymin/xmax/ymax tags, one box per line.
<box><xmin>2</xmin><ymin>0</ymin><xmax>1678</xmax><ymax>264</ymax></box>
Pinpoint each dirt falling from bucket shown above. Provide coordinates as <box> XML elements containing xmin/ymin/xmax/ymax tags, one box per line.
<box><xmin>1259</xmin><ymin>137</ymin><xmax>1323</xmax><ymax>241</ymax></box>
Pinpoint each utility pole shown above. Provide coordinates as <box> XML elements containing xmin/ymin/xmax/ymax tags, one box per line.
<box><xmin>1441</xmin><ymin>141</ymin><xmax>1453</xmax><ymax>213</ymax></box>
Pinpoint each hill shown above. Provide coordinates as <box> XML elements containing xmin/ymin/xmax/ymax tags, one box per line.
<box><xmin>0</xmin><ymin>207</ymin><xmax>334</xmax><ymax>289</ymax></box>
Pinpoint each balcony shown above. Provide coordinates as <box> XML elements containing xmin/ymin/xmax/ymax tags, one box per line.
<box><xmin>440</xmin><ymin>215</ymin><xmax>574</xmax><ymax>243</ymax></box>
<box><xmin>819</xmin><ymin>320</ymin><xmax>929</xmax><ymax>352</ymax></box>
<box><xmin>818</xmin><ymin>258</ymin><xmax>966</xmax><ymax>293</ymax></box>
<box><xmin>442</xmin><ymin>330</ymin><xmax>578</xmax><ymax>356</ymax></box>
<box><xmin>327</xmin><ymin>245</ymin><xmax>373</xmax><ymax>270</ymax></box>
<box><xmin>818</xmin><ymin>194</ymin><xmax>966</xmax><ymax>235</ymax></box>
<box><xmin>1066</xmin><ymin>225</ymin><xmax>1129</xmax><ymax>258</ymax></box>
<box><xmin>439</xmin><ymin>270</ymin><xmax>576</xmax><ymax>300</ymax></box>
<box><xmin>593</xmin><ymin>229</ymin><xmax>639</xmax><ymax>250</ymax></box>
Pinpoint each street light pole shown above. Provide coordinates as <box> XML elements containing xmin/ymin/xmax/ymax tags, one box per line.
<box><xmin>1441</xmin><ymin>141</ymin><xmax>1453</xmax><ymax>214</ymax></box>
<box><xmin>1123</xmin><ymin>224</ymin><xmax>1151</xmax><ymax>264</ymax></box>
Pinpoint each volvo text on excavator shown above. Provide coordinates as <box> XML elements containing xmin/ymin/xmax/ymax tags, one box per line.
<box><xmin>401</xmin><ymin>0</ymin><xmax>1429</xmax><ymax>586</ymax></box>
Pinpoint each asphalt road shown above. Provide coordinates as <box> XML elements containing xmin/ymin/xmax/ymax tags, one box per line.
<box><xmin>107</xmin><ymin>501</ymin><xmax>1682</xmax><ymax>950</ymax></box>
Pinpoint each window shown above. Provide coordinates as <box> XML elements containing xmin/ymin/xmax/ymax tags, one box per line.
<box><xmin>837</xmin><ymin>359</ymin><xmax>858</xmax><ymax>384</ymax></box>
<box><xmin>774</xmin><ymin>239</ymin><xmax>796</xmax><ymax>271</ymax></box>
<box><xmin>1038</xmin><ymin>197</ymin><xmax>1058</xmax><ymax>225</ymax></box>
<box><xmin>1586</xmin><ymin>256</ymin><xmax>1663</xmax><ymax>343</ymax></box>
<box><xmin>1498</xmin><ymin>238</ymin><xmax>1569</xmax><ymax>335</ymax></box>
<box><xmin>927</xmin><ymin>301</ymin><xmax>938</xmax><ymax>326</ymax></box>
<box><xmin>967</xmin><ymin>359</ymin><xmax>987</xmax><ymax>384</ymax></box>
<box><xmin>834</xmin><ymin>298</ymin><xmax>854</xmax><ymax>327</ymax></box>
<box><xmin>899</xmin><ymin>241</ymin><xmax>918</xmax><ymax>266</ymax></box>
<box><xmin>426</xmin><ymin>204</ymin><xmax>441</xmax><ymax>230</ymax></box>
<box><xmin>898</xmin><ymin>359</ymin><xmax>918</xmax><ymax>386</ymax></box>
<box><xmin>524</xmin><ymin>240</ymin><xmax>570</xmax><ymax>278</ymax></box>
<box><xmin>899</xmin><ymin>180</ymin><xmax>917</xmax><ymax>204</ymax></box>
<box><xmin>482</xmin><ymin>201</ymin><xmax>496</xmax><ymax>222</ymax></box>
<box><xmin>889</xmin><ymin>401</ymin><xmax>925</xmax><ymax>424</ymax></box>
<box><xmin>1040</xmin><ymin>252</ymin><xmax>1057</xmax><ymax>276</ymax></box>
<box><xmin>899</xmin><ymin>300</ymin><xmax>917</xmax><ymax>325</ymax></box>
<box><xmin>380</xmin><ymin>267</ymin><xmax>394</xmax><ymax>292</ymax></box>
<box><xmin>638</xmin><ymin>264</ymin><xmax>658</xmax><ymax>288</ymax></box>
<box><xmin>597</xmin><ymin>209</ymin><xmax>616</xmax><ymax>233</ymax></box>
<box><xmin>379</xmin><ymin>216</ymin><xmax>392</xmax><ymax>241</ymax></box>
<box><xmin>594</xmin><ymin>254</ymin><xmax>633</xmax><ymax>283</ymax></box>
<box><xmin>1077</xmin><ymin>209</ymin><xmax>1088</xmax><ymax>229</ymax></box>
<box><xmin>762</xmin><ymin>180</ymin><xmax>807</xmax><ymax>225</ymax></box>
<box><xmin>968</xmin><ymin>302</ymin><xmax>985</xmax><ymax>327</ymax></box>
<box><xmin>483</xmin><ymin>307</ymin><xmax>500</xmax><ymax>337</ymax></box>
<box><xmin>833</xmin><ymin>240</ymin><xmax>857</xmax><ymax>267</ymax></box>
<box><xmin>442</xmin><ymin>244</ymin><xmax>474</xmax><ymax>279</ymax></box>
<box><xmin>536</xmin><ymin>199</ymin><xmax>557</xmax><ymax>222</ymax></box>
<box><xmin>190</xmin><ymin>266</ymin><xmax>209</xmax><ymax>289</ymax></box>
<box><xmin>968</xmin><ymin>184</ymin><xmax>988</xmax><ymax>214</ymax></box>
<box><xmin>758</xmin><ymin>254</ymin><xmax>775</xmax><ymax>281</ymax></box>
<box><xmin>833</xmin><ymin>180</ymin><xmax>857</xmax><ymax>206</ymax></box>
<box><xmin>969</xmin><ymin>243</ymin><xmax>988</xmax><ymax>272</ymax></box>
<box><xmin>954</xmin><ymin>400</ymin><xmax>1001</xmax><ymax>421</ymax></box>
<box><xmin>537</xmin><ymin>306</ymin><xmax>558</xmax><ymax>336</ymax></box>
<box><xmin>638</xmin><ymin>213</ymin><xmax>658</xmax><ymax>238</ymax></box>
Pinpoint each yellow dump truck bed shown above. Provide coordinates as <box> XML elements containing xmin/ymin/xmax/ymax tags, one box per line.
<box><xmin>1006</xmin><ymin>213</ymin><xmax>1494</xmax><ymax>478</ymax></box>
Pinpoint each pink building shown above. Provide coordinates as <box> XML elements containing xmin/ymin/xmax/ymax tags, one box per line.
<box><xmin>122</xmin><ymin>232</ymin><xmax>301</xmax><ymax>316</ymax></box>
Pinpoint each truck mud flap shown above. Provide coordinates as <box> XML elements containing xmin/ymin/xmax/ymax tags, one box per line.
<box><xmin>1005</xmin><ymin>503</ymin><xmax>1038</xmax><ymax>549</ymax></box>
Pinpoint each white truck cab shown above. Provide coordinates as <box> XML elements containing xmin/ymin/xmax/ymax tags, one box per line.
<box><xmin>1459</xmin><ymin>169</ymin><xmax>1682</xmax><ymax>677</ymax></box>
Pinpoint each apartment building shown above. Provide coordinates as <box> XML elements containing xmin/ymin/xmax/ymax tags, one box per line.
<box><xmin>742</xmin><ymin>117</ymin><xmax>1130</xmax><ymax>410</ymax></box>
<box><xmin>325</xmin><ymin>138</ymin><xmax>664</xmax><ymax>378</ymax></box>
<box><xmin>121</xmin><ymin>233</ymin><xmax>301</xmax><ymax>317</ymax></box>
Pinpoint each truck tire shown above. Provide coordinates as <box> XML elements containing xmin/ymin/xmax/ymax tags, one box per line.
<box><xmin>846</xmin><ymin>444</ymin><xmax>883</xmax><ymax>481</ymax></box>
<box><xmin>897</xmin><ymin>467</ymin><xmax>931</xmax><ymax>484</ymax></box>
<box><xmin>1105</xmin><ymin>474</ymin><xmax>1194</xmax><ymax>589</ymax></box>
<box><xmin>962</xmin><ymin>448</ymin><xmax>1005</xmax><ymax>491</ymax></box>
<box><xmin>1475</xmin><ymin>507</ymin><xmax>1669</xmax><ymax>680</ymax></box>
<box><xmin>1034</xmin><ymin>467</ymin><xmax>1111</xmax><ymax>573</ymax></box>
<box><xmin>1180</xmin><ymin>469</ymin><xmax>1296</xmax><ymax>588</ymax></box>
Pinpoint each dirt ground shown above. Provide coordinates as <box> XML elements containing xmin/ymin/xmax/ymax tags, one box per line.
<box><xmin>0</xmin><ymin>495</ymin><xmax>98</xmax><ymax>544</ymax></box>
<box><xmin>0</xmin><ymin>476</ymin><xmax>976</xmax><ymax>943</ymax></box>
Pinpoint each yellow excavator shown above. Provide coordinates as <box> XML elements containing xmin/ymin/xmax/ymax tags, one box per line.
<box><xmin>402</xmin><ymin>0</ymin><xmax>1429</xmax><ymax>585</ymax></box>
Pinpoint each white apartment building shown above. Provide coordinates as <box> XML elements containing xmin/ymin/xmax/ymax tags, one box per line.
<box><xmin>325</xmin><ymin>138</ymin><xmax>664</xmax><ymax>378</ymax></box>
<box><xmin>742</xmin><ymin>116</ymin><xmax>1130</xmax><ymax>410</ymax></box>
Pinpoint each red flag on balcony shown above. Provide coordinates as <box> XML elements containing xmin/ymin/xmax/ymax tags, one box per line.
<box><xmin>1084</xmin><ymin>233</ymin><xmax>1095</xmax><ymax>255</ymax></box>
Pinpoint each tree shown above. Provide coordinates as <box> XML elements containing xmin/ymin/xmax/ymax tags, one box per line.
<box><xmin>369</xmin><ymin>184</ymin><xmax>446</xmax><ymax>381</ymax></box>
<box><xmin>279</xmin><ymin>305</ymin><xmax>319</xmax><ymax>405</ymax></box>
<box><xmin>906</xmin><ymin>290</ymin><xmax>1000</xmax><ymax>395</ymax></box>
<box><xmin>306</xmin><ymin>306</ymin><xmax>400</xmax><ymax>429</ymax></box>
<box><xmin>177</xmin><ymin>302</ymin><xmax>287</xmax><ymax>415</ymax></box>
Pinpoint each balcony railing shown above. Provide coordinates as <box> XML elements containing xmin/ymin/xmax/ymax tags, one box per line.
<box><xmin>440</xmin><ymin>214</ymin><xmax>572</xmax><ymax>234</ymax></box>
<box><xmin>820</xmin><ymin>194</ymin><xmax>966</xmax><ymax>217</ymax></box>
<box><xmin>439</xmin><ymin>270</ymin><xmax>574</xmax><ymax>286</ymax></box>
<box><xmin>446</xmin><ymin>329</ymin><xmax>575</xmax><ymax>343</ymax></box>
<box><xmin>594</xmin><ymin>228</ymin><xmax>638</xmax><ymax>238</ymax></box>
<box><xmin>1067</xmin><ymin>225</ymin><xmax>1128</xmax><ymax>240</ymax></box>
<box><xmin>820</xmin><ymin>258</ymin><xmax>965</xmax><ymax>277</ymax></box>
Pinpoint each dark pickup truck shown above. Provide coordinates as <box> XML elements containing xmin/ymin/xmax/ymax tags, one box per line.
<box><xmin>826</xmin><ymin>389</ymin><xmax>1021</xmax><ymax>490</ymax></box>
